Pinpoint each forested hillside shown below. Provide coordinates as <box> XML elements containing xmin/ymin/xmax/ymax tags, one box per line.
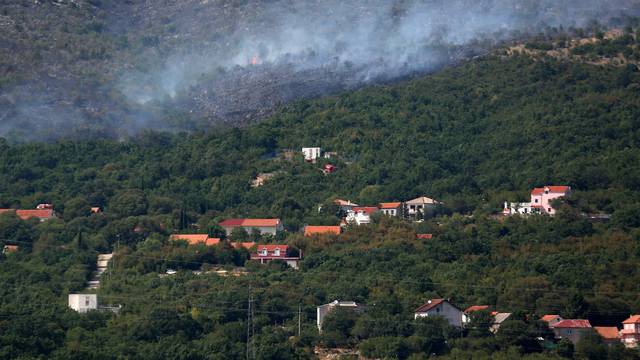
<box><xmin>1</xmin><ymin>46</ymin><xmax>640</xmax><ymax>359</ymax></box>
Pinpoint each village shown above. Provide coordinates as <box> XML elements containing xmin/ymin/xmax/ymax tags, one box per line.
<box><xmin>1</xmin><ymin>148</ymin><xmax>636</xmax><ymax>353</ymax></box>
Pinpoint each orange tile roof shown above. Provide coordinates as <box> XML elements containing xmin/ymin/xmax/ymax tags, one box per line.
<box><xmin>334</xmin><ymin>199</ymin><xmax>359</xmax><ymax>206</ymax></box>
<box><xmin>541</xmin><ymin>314</ymin><xmax>561</xmax><ymax>322</ymax></box>
<box><xmin>594</xmin><ymin>326</ymin><xmax>620</xmax><ymax>340</ymax></box>
<box><xmin>465</xmin><ymin>305</ymin><xmax>490</xmax><ymax>313</ymax></box>
<box><xmin>554</xmin><ymin>319</ymin><xmax>591</xmax><ymax>328</ymax></box>
<box><xmin>416</xmin><ymin>234</ymin><xmax>433</xmax><ymax>239</ymax></box>
<box><xmin>415</xmin><ymin>299</ymin><xmax>445</xmax><ymax>313</ymax></box>
<box><xmin>170</xmin><ymin>234</ymin><xmax>220</xmax><ymax>246</ymax></box>
<box><xmin>304</xmin><ymin>226</ymin><xmax>341</xmax><ymax>236</ymax></box>
<box><xmin>219</xmin><ymin>219</ymin><xmax>281</xmax><ymax>227</ymax></box>
<box><xmin>531</xmin><ymin>186</ymin><xmax>571</xmax><ymax>195</ymax></box>
<box><xmin>256</xmin><ymin>244</ymin><xmax>289</xmax><ymax>252</ymax></box>
<box><xmin>3</xmin><ymin>245</ymin><xmax>18</xmax><ymax>253</ymax></box>
<box><xmin>379</xmin><ymin>202</ymin><xmax>402</xmax><ymax>209</ymax></box>
<box><xmin>0</xmin><ymin>209</ymin><xmax>55</xmax><ymax>220</ymax></box>
<box><xmin>623</xmin><ymin>315</ymin><xmax>640</xmax><ymax>324</ymax></box>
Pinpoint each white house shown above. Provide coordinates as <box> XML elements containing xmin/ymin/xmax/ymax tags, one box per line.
<box><xmin>379</xmin><ymin>202</ymin><xmax>402</xmax><ymax>217</ymax></box>
<box><xmin>346</xmin><ymin>207</ymin><xmax>378</xmax><ymax>226</ymax></box>
<box><xmin>218</xmin><ymin>219</ymin><xmax>284</xmax><ymax>236</ymax></box>
<box><xmin>302</xmin><ymin>147</ymin><xmax>322</xmax><ymax>162</ymax></box>
<box><xmin>622</xmin><ymin>315</ymin><xmax>640</xmax><ymax>348</ymax></box>
<box><xmin>414</xmin><ymin>298</ymin><xmax>464</xmax><ymax>328</ymax></box>
<box><xmin>317</xmin><ymin>300</ymin><xmax>363</xmax><ymax>332</ymax></box>
<box><xmin>405</xmin><ymin>197</ymin><xmax>441</xmax><ymax>219</ymax></box>
<box><xmin>68</xmin><ymin>294</ymin><xmax>98</xmax><ymax>313</ymax></box>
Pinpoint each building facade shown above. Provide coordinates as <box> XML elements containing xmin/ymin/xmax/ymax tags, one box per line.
<box><xmin>414</xmin><ymin>299</ymin><xmax>464</xmax><ymax>328</ymax></box>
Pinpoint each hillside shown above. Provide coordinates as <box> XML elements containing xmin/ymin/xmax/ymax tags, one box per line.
<box><xmin>1</xmin><ymin>42</ymin><xmax>640</xmax><ymax>359</ymax></box>
<box><xmin>1</xmin><ymin>0</ymin><xmax>640</xmax><ymax>141</ymax></box>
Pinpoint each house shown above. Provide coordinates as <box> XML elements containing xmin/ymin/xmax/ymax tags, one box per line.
<box><xmin>36</xmin><ymin>203</ymin><xmax>53</xmax><ymax>210</ymax></box>
<box><xmin>462</xmin><ymin>305</ymin><xmax>490</xmax><ymax>324</ymax></box>
<box><xmin>490</xmin><ymin>313</ymin><xmax>512</xmax><ymax>334</ymax></box>
<box><xmin>323</xmin><ymin>164</ymin><xmax>337</xmax><ymax>174</ymax></box>
<box><xmin>416</xmin><ymin>234</ymin><xmax>433</xmax><ymax>240</ymax></box>
<box><xmin>250</xmin><ymin>244</ymin><xmax>302</xmax><ymax>269</ymax></box>
<box><xmin>541</xmin><ymin>314</ymin><xmax>564</xmax><ymax>327</ymax></box>
<box><xmin>218</xmin><ymin>218</ymin><xmax>283</xmax><ymax>236</ymax></box>
<box><xmin>405</xmin><ymin>196</ymin><xmax>441</xmax><ymax>219</ymax></box>
<box><xmin>304</xmin><ymin>226</ymin><xmax>342</xmax><ymax>236</ymax></box>
<box><xmin>169</xmin><ymin>234</ymin><xmax>221</xmax><ymax>246</ymax></box>
<box><xmin>90</xmin><ymin>207</ymin><xmax>102</xmax><ymax>214</ymax></box>
<box><xmin>594</xmin><ymin>326</ymin><xmax>620</xmax><ymax>346</ymax></box>
<box><xmin>346</xmin><ymin>207</ymin><xmax>378</xmax><ymax>226</ymax></box>
<box><xmin>334</xmin><ymin>199</ymin><xmax>359</xmax><ymax>213</ymax></box>
<box><xmin>317</xmin><ymin>300</ymin><xmax>363</xmax><ymax>332</ymax></box>
<box><xmin>530</xmin><ymin>186</ymin><xmax>571</xmax><ymax>215</ymax></box>
<box><xmin>2</xmin><ymin>245</ymin><xmax>18</xmax><ymax>254</ymax></box>
<box><xmin>379</xmin><ymin>202</ymin><xmax>402</xmax><ymax>217</ymax></box>
<box><xmin>0</xmin><ymin>208</ymin><xmax>56</xmax><ymax>221</ymax></box>
<box><xmin>68</xmin><ymin>294</ymin><xmax>98</xmax><ymax>313</ymax></box>
<box><xmin>504</xmin><ymin>186</ymin><xmax>571</xmax><ymax>216</ymax></box>
<box><xmin>552</xmin><ymin>319</ymin><xmax>592</xmax><ymax>344</ymax></box>
<box><xmin>414</xmin><ymin>299</ymin><xmax>464</xmax><ymax>328</ymax></box>
<box><xmin>621</xmin><ymin>315</ymin><xmax>640</xmax><ymax>348</ymax></box>
<box><xmin>302</xmin><ymin>147</ymin><xmax>322</xmax><ymax>162</ymax></box>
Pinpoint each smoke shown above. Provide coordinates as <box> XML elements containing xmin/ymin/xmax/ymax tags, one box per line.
<box><xmin>118</xmin><ymin>0</ymin><xmax>636</xmax><ymax>109</ymax></box>
<box><xmin>1</xmin><ymin>0</ymin><xmax>638</xmax><ymax>141</ymax></box>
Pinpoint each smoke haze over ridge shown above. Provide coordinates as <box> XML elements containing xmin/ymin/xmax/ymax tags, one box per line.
<box><xmin>0</xmin><ymin>0</ymin><xmax>638</xmax><ymax>141</ymax></box>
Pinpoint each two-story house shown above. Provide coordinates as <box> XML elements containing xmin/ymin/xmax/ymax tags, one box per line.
<box><xmin>414</xmin><ymin>299</ymin><xmax>464</xmax><ymax>328</ymax></box>
<box><xmin>621</xmin><ymin>315</ymin><xmax>640</xmax><ymax>348</ymax></box>
<box><xmin>302</xmin><ymin>147</ymin><xmax>322</xmax><ymax>162</ymax></box>
<box><xmin>530</xmin><ymin>186</ymin><xmax>571</xmax><ymax>215</ymax></box>
<box><xmin>405</xmin><ymin>196</ymin><xmax>441</xmax><ymax>219</ymax></box>
<box><xmin>250</xmin><ymin>244</ymin><xmax>302</xmax><ymax>269</ymax></box>
<box><xmin>552</xmin><ymin>319</ymin><xmax>592</xmax><ymax>344</ymax></box>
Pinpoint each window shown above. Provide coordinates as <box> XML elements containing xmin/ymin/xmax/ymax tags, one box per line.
<box><xmin>260</xmin><ymin>249</ymin><xmax>267</xmax><ymax>256</ymax></box>
<box><xmin>436</xmin><ymin>308</ymin><xmax>440</xmax><ymax>313</ymax></box>
<box><xmin>534</xmin><ymin>199</ymin><xmax>539</xmax><ymax>203</ymax></box>
<box><xmin>548</xmin><ymin>208</ymin><xmax>552</xmax><ymax>212</ymax></box>
<box><xmin>545</xmin><ymin>190</ymin><xmax>549</xmax><ymax>194</ymax></box>
<box><xmin>85</xmin><ymin>297</ymin><xmax>90</xmax><ymax>306</ymax></box>
<box><xmin>274</xmin><ymin>248</ymin><xmax>280</xmax><ymax>256</ymax></box>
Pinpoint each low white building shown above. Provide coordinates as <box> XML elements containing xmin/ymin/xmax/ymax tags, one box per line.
<box><xmin>302</xmin><ymin>147</ymin><xmax>322</xmax><ymax>162</ymax></box>
<box><xmin>503</xmin><ymin>202</ymin><xmax>532</xmax><ymax>215</ymax></box>
<box><xmin>345</xmin><ymin>207</ymin><xmax>378</xmax><ymax>226</ymax></box>
<box><xmin>414</xmin><ymin>298</ymin><xmax>464</xmax><ymax>328</ymax></box>
<box><xmin>317</xmin><ymin>300</ymin><xmax>363</xmax><ymax>332</ymax></box>
<box><xmin>68</xmin><ymin>294</ymin><xmax>98</xmax><ymax>313</ymax></box>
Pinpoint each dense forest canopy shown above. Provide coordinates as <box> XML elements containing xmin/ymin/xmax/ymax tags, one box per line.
<box><xmin>1</xmin><ymin>34</ymin><xmax>640</xmax><ymax>359</ymax></box>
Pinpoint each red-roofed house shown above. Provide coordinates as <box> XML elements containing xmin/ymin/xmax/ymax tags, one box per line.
<box><xmin>0</xmin><ymin>209</ymin><xmax>56</xmax><ymax>221</ymax></box>
<box><xmin>169</xmin><ymin>234</ymin><xmax>221</xmax><ymax>246</ymax></box>
<box><xmin>416</xmin><ymin>234</ymin><xmax>433</xmax><ymax>240</ymax></box>
<box><xmin>304</xmin><ymin>226</ymin><xmax>342</xmax><ymax>236</ymax></box>
<box><xmin>553</xmin><ymin>319</ymin><xmax>592</xmax><ymax>343</ymax></box>
<box><xmin>3</xmin><ymin>245</ymin><xmax>18</xmax><ymax>254</ymax></box>
<box><xmin>462</xmin><ymin>305</ymin><xmax>490</xmax><ymax>324</ymax></box>
<box><xmin>541</xmin><ymin>314</ymin><xmax>564</xmax><ymax>327</ymax></box>
<box><xmin>218</xmin><ymin>218</ymin><xmax>283</xmax><ymax>236</ymax></box>
<box><xmin>250</xmin><ymin>244</ymin><xmax>302</xmax><ymax>269</ymax></box>
<box><xmin>346</xmin><ymin>207</ymin><xmax>378</xmax><ymax>226</ymax></box>
<box><xmin>379</xmin><ymin>202</ymin><xmax>402</xmax><ymax>217</ymax></box>
<box><xmin>414</xmin><ymin>299</ymin><xmax>463</xmax><ymax>327</ymax></box>
<box><xmin>504</xmin><ymin>186</ymin><xmax>571</xmax><ymax>216</ymax></box>
<box><xmin>622</xmin><ymin>315</ymin><xmax>640</xmax><ymax>348</ymax></box>
<box><xmin>594</xmin><ymin>326</ymin><xmax>620</xmax><ymax>345</ymax></box>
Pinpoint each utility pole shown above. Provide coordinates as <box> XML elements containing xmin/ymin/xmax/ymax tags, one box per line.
<box><xmin>298</xmin><ymin>304</ymin><xmax>302</xmax><ymax>337</ymax></box>
<box><xmin>246</xmin><ymin>286</ymin><xmax>252</xmax><ymax>360</ymax></box>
